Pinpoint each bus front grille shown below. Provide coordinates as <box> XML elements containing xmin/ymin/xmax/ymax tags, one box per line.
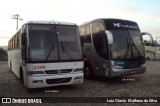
<box><xmin>46</xmin><ymin>78</ymin><xmax>72</xmax><ymax>84</ymax></box>
<box><xmin>45</xmin><ymin>69</ymin><xmax>72</xmax><ymax>74</ymax></box>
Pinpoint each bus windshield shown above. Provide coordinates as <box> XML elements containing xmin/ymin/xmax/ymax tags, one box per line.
<box><xmin>110</xmin><ymin>30</ymin><xmax>145</xmax><ymax>60</ymax></box>
<box><xmin>28</xmin><ymin>25</ymin><xmax>82</xmax><ymax>61</ymax></box>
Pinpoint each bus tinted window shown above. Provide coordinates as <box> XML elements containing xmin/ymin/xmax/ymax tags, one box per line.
<box><xmin>79</xmin><ymin>25</ymin><xmax>90</xmax><ymax>36</ymax></box>
<box><xmin>79</xmin><ymin>25</ymin><xmax>91</xmax><ymax>46</ymax></box>
<box><xmin>129</xmin><ymin>30</ymin><xmax>145</xmax><ymax>59</ymax></box>
<box><xmin>28</xmin><ymin>25</ymin><xmax>82</xmax><ymax>61</ymax></box>
<box><xmin>28</xmin><ymin>26</ymin><xmax>58</xmax><ymax>61</ymax></box>
<box><xmin>92</xmin><ymin>22</ymin><xmax>109</xmax><ymax>59</ymax></box>
<box><xmin>111</xmin><ymin>30</ymin><xmax>132</xmax><ymax>60</ymax></box>
<box><xmin>57</xmin><ymin>26</ymin><xmax>82</xmax><ymax>60</ymax></box>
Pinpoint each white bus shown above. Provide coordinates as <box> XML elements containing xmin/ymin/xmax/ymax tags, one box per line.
<box><xmin>8</xmin><ymin>21</ymin><xmax>84</xmax><ymax>88</ymax></box>
<box><xmin>79</xmin><ymin>18</ymin><xmax>153</xmax><ymax>79</ymax></box>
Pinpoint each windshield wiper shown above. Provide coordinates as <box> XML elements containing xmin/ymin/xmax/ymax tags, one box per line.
<box><xmin>60</xmin><ymin>41</ymin><xmax>72</xmax><ymax>59</ymax></box>
<box><xmin>46</xmin><ymin>41</ymin><xmax>55</xmax><ymax>60</ymax></box>
<box><xmin>124</xmin><ymin>37</ymin><xmax>131</xmax><ymax>58</ymax></box>
<box><xmin>131</xmin><ymin>39</ymin><xmax>142</xmax><ymax>58</ymax></box>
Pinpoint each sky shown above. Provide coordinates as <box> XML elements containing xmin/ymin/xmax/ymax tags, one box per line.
<box><xmin>0</xmin><ymin>0</ymin><xmax>160</xmax><ymax>46</ymax></box>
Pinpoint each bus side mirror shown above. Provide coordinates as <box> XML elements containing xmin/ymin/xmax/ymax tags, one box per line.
<box><xmin>141</xmin><ymin>32</ymin><xmax>154</xmax><ymax>44</ymax></box>
<box><xmin>22</xmin><ymin>33</ymin><xmax>26</xmax><ymax>45</ymax></box>
<box><xmin>105</xmin><ymin>30</ymin><xmax>113</xmax><ymax>45</ymax></box>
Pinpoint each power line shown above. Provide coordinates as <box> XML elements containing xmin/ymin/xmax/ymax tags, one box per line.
<box><xmin>11</xmin><ymin>14</ymin><xmax>23</xmax><ymax>30</ymax></box>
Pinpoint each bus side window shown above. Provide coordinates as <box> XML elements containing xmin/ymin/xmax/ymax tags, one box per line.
<box><xmin>13</xmin><ymin>36</ymin><xmax>15</xmax><ymax>49</ymax></box>
<box><xmin>15</xmin><ymin>34</ymin><xmax>18</xmax><ymax>49</ymax></box>
<box><xmin>79</xmin><ymin>25</ymin><xmax>91</xmax><ymax>47</ymax></box>
<box><xmin>17</xmin><ymin>33</ymin><xmax>20</xmax><ymax>48</ymax></box>
<box><xmin>92</xmin><ymin>22</ymin><xmax>109</xmax><ymax>59</ymax></box>
<box><xmin>22</xmin><ymin>33</ymin><xmax>27</xmax><ymax>45</ymax></box>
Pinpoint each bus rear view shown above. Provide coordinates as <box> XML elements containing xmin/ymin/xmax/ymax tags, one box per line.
<box><xmin>79</xmin><ymin>18</ymin><xmax>153</xmax><ymax>79</ymax></box>
<box><xmin>8</xmin><ymin>21</ymin><xmax>83</xmax><ymax>88</ymax></box>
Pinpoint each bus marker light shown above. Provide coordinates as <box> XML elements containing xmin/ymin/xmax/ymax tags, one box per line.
<box><xmin>141</xmin><ymin>64</ymin><xmax>146</xmax><ymax>67</ymax></box>
<box><xmin>73</xmin><ymin>68</ymin><xmax>83</xmax><ymax>72</ymax></box>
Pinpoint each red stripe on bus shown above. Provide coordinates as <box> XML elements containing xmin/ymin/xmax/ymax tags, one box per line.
<box><xmin>83</xmin><ymin>52</ymin><xmax>96</xmax><ymax>74</ymax></box>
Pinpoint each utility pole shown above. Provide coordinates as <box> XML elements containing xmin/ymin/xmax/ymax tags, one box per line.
<box><xmin>11</xmin><ymin>14</ymin><xmax>23</xmax><ymax>30</ymax></box>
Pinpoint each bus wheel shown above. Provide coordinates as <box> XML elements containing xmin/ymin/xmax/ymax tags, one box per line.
<box><xmin>84</xmin><ymin>63</ymin><xmax>94</xmax><ymax>80</ymax></box>
<box><xmin>20</xmin><ymin>68</ymin><xmax>24</xmax><ymax>84</ymax></box>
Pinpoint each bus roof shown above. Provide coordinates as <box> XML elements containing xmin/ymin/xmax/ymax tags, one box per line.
<box><xmin>8</xmin><ymin>20</ymin><xmax>77</xmax><ymax>42</ymax></box>
<box><xmin>79</xmin><ymin>18</ymin><xmax>137</xmax><ymax>26</ymax></box>
<box><xmin>26</xmin><ymin>20</ymin><xmax>77</xmax><ymax>26</ymax></box>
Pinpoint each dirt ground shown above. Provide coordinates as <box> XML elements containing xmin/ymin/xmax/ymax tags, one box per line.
<box><xmin>0</xmin><ymin>61</ymin><xmax>160</xmax><ymax>106</ymax></box>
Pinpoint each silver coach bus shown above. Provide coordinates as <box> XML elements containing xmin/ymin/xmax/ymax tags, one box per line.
<box><xmin>79</xmin><ymin>18</ymin><xmax>153</xmax><ymax>79</ymax></box>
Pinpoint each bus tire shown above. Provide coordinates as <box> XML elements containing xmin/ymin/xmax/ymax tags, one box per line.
<box><xmin>20</xmin><ymin>68</ymin><xmax>24</xmax><ymax>84</ymax></box>
<box><xmin>84</xmin><ymin>62</ymin><xmax>94</xmax><ymax>80</ymax></box>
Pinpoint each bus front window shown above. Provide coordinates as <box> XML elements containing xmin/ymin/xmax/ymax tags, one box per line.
<box><xmin>111</xmin><ymin>30</ymin><xmax>132</xmax><ymax>60</ymax></box>
<box><xmin>110</xmin><ymin>30</ymin><xmax>145</xmax><ymax>60</ymax></box>
<box><xmin>28</xmin><ymin>25</ymin><xmax>58</xmax><ymax>61</ymax></box>
<box><xmin>28</xmin><ymin>25</ymin><xmax>82</xmax><ymax>62</ymax></box>
<box><xmin>57</xmin><ymin>26</ymin><xmax>82</xmax><ymax>60</ymax></box>
<box><xmin>129</xmin><ymin>30</ymin><xmax>145</xmax><ymax>59</ymax></box>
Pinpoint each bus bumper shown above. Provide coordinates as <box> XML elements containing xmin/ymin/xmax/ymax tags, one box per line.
<box><xmin>111</xmin><ymin>66</ymin><xmax>146</xmax><ymax>77</ymax></box>
<box><xmin>26</xmin><ymin>73</ymin><xmax>83</xmax><ymax>88</ymax></box>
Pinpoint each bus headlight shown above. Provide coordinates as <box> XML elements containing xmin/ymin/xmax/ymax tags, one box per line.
<box><xmin>141</xmin><ymin>64</ymin><xmax>146</xmax><ymax>67</ymax></box>
<box><xmin>27</xmin><ymin>71</ymin><xmax>45</xmax><ymax>76</ymax></box>
<box><xmin>112</xmin><ymin>65</ymin><xmax>123</xmax><ymax>69</ymax></box>
<box><xmin>73</xmin><ymin>68</ymin><xmax>83</xmax><ymax>73</ymax></box>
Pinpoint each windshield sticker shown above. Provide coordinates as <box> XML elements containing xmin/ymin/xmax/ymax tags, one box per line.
<box><xmin>113</xmin><ymin>23</ymin><xmax>138</xmax><ymax>29</ymax></box>
<box><xmin>30</xmin><ymin>26</ymin><xmax>53</xmax><ymax>31</ymax></box>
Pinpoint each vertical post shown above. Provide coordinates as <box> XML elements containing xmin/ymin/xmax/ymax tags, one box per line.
<box><xmin>11</xmin><ymin>14</ymin><xmax>23</xmax><ymax>30</ymax></box>
<box><xmin>16</xmin><ymin>17</ymin><xmax>18</xmax><ymax>30</ymax></box>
